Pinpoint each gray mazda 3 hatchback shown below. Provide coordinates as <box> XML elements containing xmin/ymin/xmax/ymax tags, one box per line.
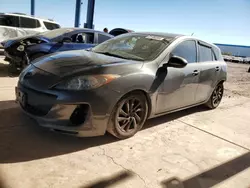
<box><xmin>16</xmin><ymin>32</ymin><xmax>227</xmax><ymax>139</ymax></box>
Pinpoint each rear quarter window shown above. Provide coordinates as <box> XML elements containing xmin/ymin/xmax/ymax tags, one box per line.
<box><xmin>43</xmin><ymin>21</ymin><xmax>60</xmax><ymax>30</ymax></box>
<box><xmin>98</xmin><ymin>34</ymin><xmax>111</xmax><ymax>43</ymax></box>
<box><xmin>213</xmin><ymin>47</ymin><xmax>224</xmax><ymax>61</ymax></box>
<box><xmin>198</xmin><ymin>44</ymin><xmax>213</xmax><ymax>62</ymax></box>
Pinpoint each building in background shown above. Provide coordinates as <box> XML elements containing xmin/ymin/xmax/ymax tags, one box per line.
<box><xmin>214</xmin><ymin>43</ymin><xmax>250</xmax><ymax>57</ymax></box>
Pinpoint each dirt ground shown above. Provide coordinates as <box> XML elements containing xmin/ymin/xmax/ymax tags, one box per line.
<box><xmin>0</xmin><ymin>58</ymin><xmax>250</xmax><ymax>188</ymax></box>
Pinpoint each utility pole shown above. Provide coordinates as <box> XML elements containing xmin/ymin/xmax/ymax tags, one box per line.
<box><xmin>84</xmin><ymin>0</ymin><xmax>95</xmax><ymax>29</ymax></box>
<box><xmin>31</xmin><ymin>0</ymin><xmax>35</xmax><ymax>15</ymax></box>
<box><xmin>74</xmin><ymin>0</ymin><xmax>82</xmax><ymax>27</ymax></box>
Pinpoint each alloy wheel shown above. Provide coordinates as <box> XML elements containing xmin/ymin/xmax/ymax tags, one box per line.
<box><xmin>212</xmin><ymin>85</ymin><xmax>223</xmax><ymax>107</ymax></box>
<box><xmin>116</xmin><ymin>98</ymin><xmax>145</xmax><ymax>133</ymax></box>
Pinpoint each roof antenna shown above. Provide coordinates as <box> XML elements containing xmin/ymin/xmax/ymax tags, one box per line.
<box><xmin>191</xmin><ymin>33</ymin><xmax>194</xmax><ymax>36</ymax></box>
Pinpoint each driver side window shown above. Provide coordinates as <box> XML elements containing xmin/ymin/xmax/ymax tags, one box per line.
<box><xmin>171</xmin><ymin>40</ymin><xmax>197</xmax><ymax>63</ymax></box>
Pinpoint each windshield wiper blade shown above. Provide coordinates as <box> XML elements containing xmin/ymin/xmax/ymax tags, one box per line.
<box><xmin>94</xmin><ymin>51</ymin><xmax>144</xmax><ymax>61</ymax></box>
<box><xmin>94</xmin><ymin>51</ymin><xmax>124</xmax><ymax>58</ymax></box>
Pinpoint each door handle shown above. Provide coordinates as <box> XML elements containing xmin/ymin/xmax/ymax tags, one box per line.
<box><xmin>215</xmin><ymin>66</ymin><xmax>220</xmax><ymax>71</ymax></box>
<box><xmin>192</xmin><ymin>70</ymin><xmax>199</xmax><ymax>76</ymax></box>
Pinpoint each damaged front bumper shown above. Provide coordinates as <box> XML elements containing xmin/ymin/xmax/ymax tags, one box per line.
<box><xmin>15</xmin><ymin>85</ymin><xmax>111</xmax><ymax>137</ymax></box>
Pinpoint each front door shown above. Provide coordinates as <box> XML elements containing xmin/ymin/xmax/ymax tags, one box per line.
<box><xmin>156</xmin><ymin>40</ymin><xmax>200</xmax><ymax>114</ymax></box>
<box><xmin>51</xmin><ymin>32</ymin><xmax>96</xmax><ymax>52</ymax></box>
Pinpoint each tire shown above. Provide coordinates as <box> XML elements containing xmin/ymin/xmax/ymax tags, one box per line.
<box><xmin>205</xmin><ymin>83</ymin><xmax>224</xmax><ymax>109</ymax></box>
<box><xmin>107</xmin><ymin>92</ymin><xmax>148</xmax><ymax>139</ymax></box>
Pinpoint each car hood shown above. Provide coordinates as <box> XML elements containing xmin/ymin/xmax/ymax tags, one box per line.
<box><xmin>2</xmin><ymin>35</ymin><xmax>50</xmax><ymax>48</ymax></box>
<box><xmin>32</xmin><ymin>50</ymin><xmax>142</xmax><ymax>77</ymax></box>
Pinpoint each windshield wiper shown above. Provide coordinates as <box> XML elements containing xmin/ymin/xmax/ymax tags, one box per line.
<box><xmin>94</xmin><ymin>51</ymin><xmax>125</xmax><ymax>58</ymax></box>
<box><xmin>94</xmin><ymin>51</ymin><xmax>144</xmax><ymax>61</ymax></box>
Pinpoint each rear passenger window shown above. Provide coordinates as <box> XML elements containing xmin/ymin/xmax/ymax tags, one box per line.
<box><xmin>0</xmin><ymin>15</ymin><xmax>19</xmax><ymax>27</ymax></box>
<box><xmin>20</xmin><ymin>17</ymin><xmax>40</xmax><ymax>28</ymax></box>
<box><xmin>172</xmin><ymin>40</ymin><xmax>197</xmax><ymax>63</ymax></box>
<box><xmin>98</xmin><ymin>34</ymin><xmax>111</xmax><ymax>43</ymax></box>
<box><xmin>198</xmin><ymin>44</ymin><xmax>213</xmax><ymax>62</ymax></box>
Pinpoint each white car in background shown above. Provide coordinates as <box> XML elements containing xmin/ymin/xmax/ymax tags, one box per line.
<box><xmin>0</xmin><ymin>13</ymin><xmax>60</xmax><ymax>46</ymax></box>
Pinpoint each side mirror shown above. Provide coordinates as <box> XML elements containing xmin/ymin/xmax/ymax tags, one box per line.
<box><xmin>59</xmin><ymin>37</ymin><xmax>72</xmax><ymax>43</ymax></box>
<box><xmin>164</xmin><ymin>55</ymin><xmax>188</xmax><ymax>68</ymax></box>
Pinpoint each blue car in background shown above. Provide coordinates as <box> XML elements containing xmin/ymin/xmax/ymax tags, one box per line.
<box><xmin>2</xmin><ymin>28</ymin><xmax>113</xmax><ymax>71</ymax></box>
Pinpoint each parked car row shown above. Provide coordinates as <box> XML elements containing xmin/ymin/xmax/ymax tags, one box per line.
<box><xmin>223</xmin><ymin>55</ymin><xmax>250</xmax><ymax>64</ymax></box>
<box><xmin>0</xmin><ymin>13</ymin><xmax>60</xmax><ymax>41</ymax></box>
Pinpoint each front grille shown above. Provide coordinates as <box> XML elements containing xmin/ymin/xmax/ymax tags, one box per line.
<box><xmin>18</xmin><ymin>84</ymin><xmax>57</xmax><ymax>116</ymax></box>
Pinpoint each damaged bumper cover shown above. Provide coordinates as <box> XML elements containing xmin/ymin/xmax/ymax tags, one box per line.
<box><xmin>15</xmin><ymin>83</ymin><xmax>118</xmax><ymax>137</ymax></box>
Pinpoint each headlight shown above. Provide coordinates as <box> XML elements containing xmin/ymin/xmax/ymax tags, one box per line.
<box><xmin>17</xmin><ymin>45</ymin><xmax>25</xmax><ymax>51</ymax></box>
<box><xmin>54</xmin><ymin>74</ymin><xmax>120</xmax><ymax>90</ymax></box>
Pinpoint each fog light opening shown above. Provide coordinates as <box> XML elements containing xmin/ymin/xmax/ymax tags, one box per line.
<box><xmin>69</xmin><ymin>104</ymin><xmax>89</xmax><ymax>126</ymax></box>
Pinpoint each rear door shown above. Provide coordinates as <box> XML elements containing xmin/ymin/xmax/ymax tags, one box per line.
<box><xmin>156</xmin><ymin>40</ymin><xmax>201</xmax><ymax>113</ymax></box>
<box><xmin>195</xmin><ymin>41</ymin><xmax>221</xmax><ymax>103</ymax></box>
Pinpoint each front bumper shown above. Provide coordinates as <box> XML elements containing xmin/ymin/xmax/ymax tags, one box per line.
<box><xmin>15</xmin><ymin>84</ymin><xmax>116</xmax><ymax>137</ymax></box>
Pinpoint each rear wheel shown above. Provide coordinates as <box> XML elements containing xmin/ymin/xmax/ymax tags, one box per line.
<box><xmin>205</xmin><ymin>83</ymin><xmax>224</xmax><ymax>109</ymax></box>
<box><xmin>107</xmin><ymin>92</ymin><xmax>148</xmax><ymax>139</ymax></box>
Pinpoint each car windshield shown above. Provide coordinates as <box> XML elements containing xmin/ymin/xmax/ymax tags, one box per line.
<box><xmin>92</xmin><ymin>34</ymin><xmax>173</xmax><ymax>61</ymax></box>
<box><xmin>39</xmin><ymin>28</ymin><xmax>74</xmax><ymax>39</ymax></box>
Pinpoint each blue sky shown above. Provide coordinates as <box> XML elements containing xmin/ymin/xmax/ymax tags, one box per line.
<box><xmin>1</xmin><ymin>0</ymin><xmax>250</xmax><ymax>45</ymax></box>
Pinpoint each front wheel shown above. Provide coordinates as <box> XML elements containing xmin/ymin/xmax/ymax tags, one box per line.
<box><xmin>205</xmin><ymin>83</ymin><xmax>224</xmax><ymax>109</ymax></box>
<box><xmin>107</xmin><ymin>92</ymin><xmax>148</xmax><ymax>139</ymax></box>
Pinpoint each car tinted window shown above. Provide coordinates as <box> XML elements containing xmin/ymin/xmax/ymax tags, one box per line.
<box><xmin>71</xmin><ymin>32</ymin><xmax>95</xmax><ymax>44</ymax></box>
<box><xmin>0</xmin><ymin>15</ymin><xmax>19</xmax><ymax>27</ymax></box>
<box><xmin>20</xmin><ymin>17</ymin><xmax>40</xmax><ymax>28</ymax></box>
<box><xmin>98</xmin><ymin>34</ymin><xmax>111</xmax><ymax>43</ymax></box>
<box><xmin>212</xmin><ymin>51</ymin><xmax>216</xmax><ymax>61</ymax></box>
<box><xmin>199</xmin><ymin>44</ymin><xmax>213</xmax><ymax>62</ymax></box>
<box><xmin>172</xmin><ymin>40</ymin><xmax>197</xmax><ymax>63</ymax></box>
<box><xmin>43</xmin><ymin>21</ymin><xmax>60</xmax><ymax>30</ymax></box>
<box><xmin>213</xmin><ymin>47</ymin><xmax>223</xmax><ymax>61</ymax></box>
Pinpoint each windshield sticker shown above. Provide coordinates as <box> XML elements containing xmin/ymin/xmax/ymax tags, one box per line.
<box><xmin>145</xmin><ymin>35</ymin><xmax>165</xmax><ymax>41</ymax></box>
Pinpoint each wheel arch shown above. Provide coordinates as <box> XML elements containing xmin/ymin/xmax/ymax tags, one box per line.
<box><xmin>111</xmin><ymin>89</ymin><xmax>152</xmax><ymax>119</ymax></box>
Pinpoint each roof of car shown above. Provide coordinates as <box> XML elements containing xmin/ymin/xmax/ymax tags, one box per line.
<box><xmin>132</xmin><ymin>32</ymin><xmax>184</xmax><ymax>38</ymax></box>
<box><xmin>0</xmin><ymin>13</ymin><xmax>59</xmax><ymax>23</ymax></box>
<box><xmin>61</xmin><ymin>27</ymin><xmax>113</xmax><ymax>36</ymax></box>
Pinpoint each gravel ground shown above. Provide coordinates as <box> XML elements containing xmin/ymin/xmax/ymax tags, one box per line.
<box><xmin>224</xmin><ymin>62</ymin><xmax>250</xmax><ymax>98</ymax></box>
<box><xmin>0</xmin><ymin>59</ymin><xmax>250</xmax><ymax>188</ymax></box>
